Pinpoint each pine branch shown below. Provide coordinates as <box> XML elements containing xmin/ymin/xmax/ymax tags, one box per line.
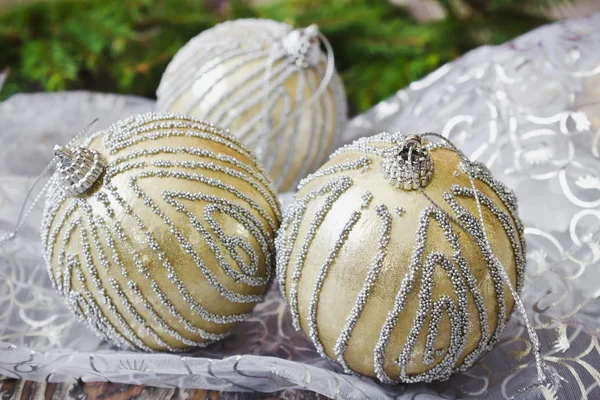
<box><xmin>0</xmin><ymin>0</ymin><xmax>559</xmax><ymax>114</ymax></box>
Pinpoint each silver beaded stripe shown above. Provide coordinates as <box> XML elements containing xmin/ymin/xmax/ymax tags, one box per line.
<box><xmin>112</xmin><ymin>173</ymin><xmax>265</xmax><ymax>305</ymax></box>
<box><xmin>57</xmin><ymin>217</ymin><xmax>80</xmax><ymax>296</ymax></box>
<box><xmin>105</xmin><ymin>150</ymin><xmax>277</xmax><ymax>236</ymax></box>
<box><xmin>411</xmin><ymin>195</ymin><xmax>493</xmax><ymax>371</ymax></box>
<box><xmin>449</xmin><ymin>185</ymin><xmax>525</xmax><ymax>280</ymax></box>
<box><xmin>204</xmin><ymin>202</ymin><xmax>260</xmax><ymax>279</ymax></box>
<box><xmin>102</xmin><ymin>181</ymin><xmax>252</xmax><ymax>325</ymax></box>
<box><xmin>67</xmin><ymin>215</ymin><xmax>153</xmax><ymax>351</ymax></box>
<box><xmin>360</xmin><ymin>191</ymin><xmax>373</xmax><ymax>209</ymax></box>
<box><xmin>104</xmin><ymin>113</ymin><xmax>262</xmax><ymax>168</ymax></box>
<box><xmin>152</xmin><ymin>159</ymin><xmax>280</xmax><ymax>226</ymax></box>
<box><xmin>156</xmin><ymin>20</ymin><xmax>280</xmax><ymax>108</ymax></box>
<box><xmin>372</xmin><ymin>207</ymin><xmax>469</xmax><ymax>384</ymax></box>
<box><xmin>277</xmin><ymin>158</ymin><xmax>370</xmax><ymax>296</ymax></box>
<box><xmin>126</xmin><ymin>169</ymin><xmax>276</xmax><ymax>286</ymax></box>
<box><xmin>281</xmin><ymin>176</ymin><xmax>354</xmax><ymax>330</ymax></box>
<box><xmin>162</xmin><ymin>191</ymin><xmax>273</xmax><ymax>287</ymax></box>
<box><xmin>93</xmin><ymin>217</ymin><xmax>228</xmax><ymax>345</ymax></box>
<box><xmin>459</xmin><ymin>161</ymin><xmax>526</xmax><ymax>293</ymax></box>
<box><xmin>42</xmin><ymin>190</ymin><xmax>77</xmax><ymax>292</ymax></box>
<box><xmin>396</xmin><ymin>251</ymin><xmax>470</xmax><ymax>383</ymax></box>
<box><xmin>307</xmin><ymin>210</ymin><xmax>362</xmax><ymax>358</ymax></box>
<box><xmin>106</xmin><ymin>120</ymin><xmax>254</xmax><ymax>162</ymax></box>
<box><xmin>66</xmin><ymin>278</ymin><xmax>136</xmax><ymax>351</ymax></box>
<box><xmin>394</xmin><ymin>207</ymin><xmax>406</xmax><ymax>217</ymax></box>
<box><xmin>166</xmin><ymin>48</ymin><xmax>271</xmax><ymax>113</ymax></box>
<box><xmin>429</xmin><ymin>206</ymin><xmax>493</xmax><ymax>369</ymax></box>
<box><xmin>105</xmin><ymin>161</ymin><xmax>278</xmax><ymax>234</ymax></box>
<box><xmin>423</xmin><ymin>296</ymin><xmax>456</xmax><ymax>365</ymax></box>
<box><xmin>108</xmin><ymin>146</ymin><xmax>280</xmax><ymax>220</ymax></box>
<box><xmin>297</xmin><ymin>156</ymin><xmax>371</xmax><ymax>190</ymax></box>
<box><xmin>264</xmin><ymin>65</ymin><xmax>305</xmax><ymax>179</ymax></box>
<box><xmin>330</xmin><ymin>132</ymin><xmax>405</xmax><ymax>159</ymax></box>
<box><xmin>334</xmin><ymin>204</ymin><xmax>392</xmax><ymax>374</ymax></box>
<box><xmin>68</xmin><ymin>275</ymin><xmax>137</xmax><ymax>350</ymax></box>
<box><xmin>74</xmin><ymin>208</ymin><xmax>156</xmax><ymax>352</ymax></box>
<box><xmin>395</xmin><ymin>187</ymin><xmax>494</xmax><ymax>370</ymax></box>
<box><xmin>81</xmin><ymin>206</ymin><xmax>194</xmax><ymax>352</ymax></box>
<box><xmin>451</xmin><ymin>159</ymin><xmax>543</xmax><ymax>381</ymax></box>
<box><xmin>275</xmin><ymin>175</ymin><xmax>350</xmax><ymax>299</ymax></box>
<box><xmin>441</xmin><ymin>192</ymin><xmax>509</xmax><ymax>343</ymax></box>
<box><xmin>41</xmin><ymin>113</ymin><xmax>278</xmax><ymax>349</ymax></box>
<box><xmin>446</xmin><ymin>185</ymin><xmax>526</xmax><ymax>325</ymax></box>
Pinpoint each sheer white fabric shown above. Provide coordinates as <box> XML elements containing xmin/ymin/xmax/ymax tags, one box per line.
<box><xmin>2</xmin><ymin>13</ymin><xmax>600</xmax><ymax>399</ymax></box>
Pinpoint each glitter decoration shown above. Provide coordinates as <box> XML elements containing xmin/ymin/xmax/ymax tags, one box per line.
<box><xmin>276</xmin><ymin>132</ymin><xmax>526</xmax><ymax>383</ymax></box>
<box><xmin>380</xmin><ymin>134</ymin><xmax>434</xmax><ymax>190</ymax></box>
<box><xmin>156</xmin><ymin>19</ymin><xmax>348</xmax><ymax>192</ymax></box>
<box><xmin>41</xmin><ymin>112</ymin><xmax>280</xmax><ymax>351</ymax></box>
<box><xmin>53</xmin><ymin>145</ymin><xmax>106</xmax><ymax>196</ymax></box>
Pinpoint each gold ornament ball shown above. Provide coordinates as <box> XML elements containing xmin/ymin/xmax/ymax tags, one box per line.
<box><xmin>156</xmin><ymin>18</ymin><xmax>348</xmax><ymax>192</ymax></box>
<box><xmin>41</xmin><ymin>113</ymin><xmax>281</xmax><ymax>352</ymax></box>
<box><xmin>276</xmin><ymin>133</ymin><xmax>526</xmax><ymax>383</ymax></box>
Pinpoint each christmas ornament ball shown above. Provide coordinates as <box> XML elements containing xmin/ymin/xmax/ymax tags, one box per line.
<box><xmin>276</xmin><ymin>133</ymin><xmax>526</xmax><ymax>383</ymax></box>
<box><xmin>156</xmin><ymin>18</ymin><xmax>347</xmax><ymax>192</ymax></box>
<box><xmin>41</xmin><ymin>112</ymin><xmax>280</xmax><ymax>352</ymax></box>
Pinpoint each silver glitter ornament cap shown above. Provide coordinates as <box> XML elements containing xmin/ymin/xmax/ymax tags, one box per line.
<box><xmin>282</xmin><ymin>24</ymin><xmax>321</xmax><ymax>68</ymax></box>
<box><xmin>53</xmin><ymin>145</ymin><xmax>105</xmax><ymax>196</ymax></box>
<box><xmin>381</xmin><ymin>134</ymin><xmax>434</xmax><ymax>190</ymax></box>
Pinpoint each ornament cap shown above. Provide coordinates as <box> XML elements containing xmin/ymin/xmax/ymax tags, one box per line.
<box><xmin>54</xmin><ymin>144</ymin><xmax>105</xmax><ymax>196</ymax></box>
<box><xmin>282</xmin><ymin>24</ymin><xmax>321</xmax><ymax>68</ymax></box>
<box><xmin>380</xmin><ymin>134</ymin><xmax>434</xmax><ymax>190</ymax></box>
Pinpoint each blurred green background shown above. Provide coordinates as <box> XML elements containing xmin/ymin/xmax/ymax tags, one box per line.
<box><xmin>0</xmin><ymin>0</ymin><xmax>583</xmax><ymax>114</ymax></box>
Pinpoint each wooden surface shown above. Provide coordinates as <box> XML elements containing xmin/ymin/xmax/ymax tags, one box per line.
<box><xmin>0</xmin><ymin>376</ymin><xmax>328</xmax><ymax>400</ymax></box>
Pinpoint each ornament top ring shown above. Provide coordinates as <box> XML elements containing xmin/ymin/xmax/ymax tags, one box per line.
<box><xmin>380</xmin><ymin>134</ymin><xmax>434</xmax><ymax>190</ymax></box>
<box><xmin>53</xmin><ymin>144</ymin><xmax>106</xmax><ymax>196</ymax></box>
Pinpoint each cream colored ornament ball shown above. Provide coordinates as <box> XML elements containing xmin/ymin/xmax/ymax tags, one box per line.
<box><xmin>41</xmin><ymin>112</ymin><xmax>281</xmax><ymax>352</ymax></box>
<box><xmin>276</xmin><ymin>132</ymin><xmax>526</xmax><ymax>383</ymax></box>
<box><xmin>156</xmin><ymin>18</ymin><xmax>348</xmax><ymax>192</ymax></box>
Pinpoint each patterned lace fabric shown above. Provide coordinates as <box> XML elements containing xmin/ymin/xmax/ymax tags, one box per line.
<box><xmin>1</xmin><ymin>13</ymin><xmax>600</xmax><ymax>399</ymax></box>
